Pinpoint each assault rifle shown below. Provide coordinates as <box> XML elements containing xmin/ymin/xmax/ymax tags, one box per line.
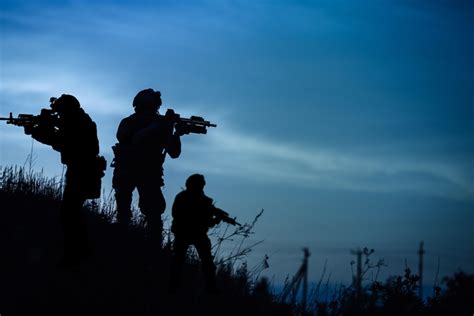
<box><xmin>212</xmin><ymin>207</ymin><xmax>241</xmax><ymax>227</ymax></box>
<box><xmin>0</xmin><ymin>109</ymin><xmax>58</xmax><ymax>129</ymax></box>
<box><xmin>0</xmin><ymin>112</ymin><xmax>35</xmax><ymax>126</ymax></box>
<box><xmin>0</xmin><ymin>97</ymin><xmax>59</xmax><ymax>129</ymax></box>
<box><xmin>164</xmin><ymin>109</ymin><xmax>216</xmax><ymax>135</ymax></box>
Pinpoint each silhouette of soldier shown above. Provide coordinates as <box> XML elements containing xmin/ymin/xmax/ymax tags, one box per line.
<box><xmin>169</xmin><ymin>174</ymin><xmax>220</xmax><ymax>294</ymax></box>
<box><xmin>111</xmin><ymin>89</ymin><xmax>181</xmax><ymax>242</ymax></box>
<box><xmin>24</xmin><ymin>94</ymin><xmax>105</xmax><ymax>266</ymax></box>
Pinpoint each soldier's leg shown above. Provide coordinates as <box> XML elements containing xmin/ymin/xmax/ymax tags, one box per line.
<box><xmin>60</xmin><ymin>178</ymin><xmax>88</xmax><ymax>264</ymax></box>
<box><xmin>112</xmin><ymin>171</ymin><xmax>135</xmax><ymax>226</ymax></box>
<box><xmin>194</xmin><ymin>235</ymin><xmax>217</xmax><ymax>292</ymax></box>
<box><xmin>169</xmin><ymin>236</ymin><xmax>189</xmax><ymax>293</ymax></box>
<box><xmin>137</xmin><ymin>182</ymin><xmax>166</xmax><ymax>245</ymax></box>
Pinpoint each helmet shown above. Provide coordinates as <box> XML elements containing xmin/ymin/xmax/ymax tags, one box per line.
<box><xmin>133</xmin><ymin>88</ymin><xmax>162</xmax><ymax>111</ymax></box>
<box><xmin>51</xmin><ymin>94</ymin><xmax>81</xmax><ymax>113</ymax></box>
<box><xmin>185</xmin><ymin>174</ymin><xmax>206</xmax><ymax>191</ymax></box>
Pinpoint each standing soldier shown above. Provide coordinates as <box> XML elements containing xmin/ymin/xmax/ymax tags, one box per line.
<box><xmin>111</xmin><ymin>88</ymin><xmax>181</xmax><ymax>243</ymax></box>
<box><xmin>24</xmin><ymin>94</ymin><xmax>106</xmax><ymax>266</ymax></box>
<box><xmin>169</xmin><ymin>174</ymin><xmax>240</xmax><ymax>294</ymax></box>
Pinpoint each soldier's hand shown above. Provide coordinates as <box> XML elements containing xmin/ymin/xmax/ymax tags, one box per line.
<box><xmin>174</xmin><ymin>124</ymin><xmax>188</xmax><ymax>136</ymax></box>
<box><xmin>24</xmin><ymin>125</ymin><xmax>34</xmax><ymax>135</ymax></box>
<box><xmin>209</xmin><ymin>217</ymin><xmax>221</xmax><ymax>227</ymax></box>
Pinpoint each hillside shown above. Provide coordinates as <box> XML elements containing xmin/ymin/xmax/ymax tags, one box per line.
<box><xmin>0</xmin><ymin>167</ymin><xmax>290</xmax><ymax>316</ymax></box>
<box><xmin>1</xmin><ymin>166</ymin><xmax>472</xmax><ymax>316</ymax></box>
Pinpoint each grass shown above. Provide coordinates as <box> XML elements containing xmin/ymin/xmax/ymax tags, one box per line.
<box><xmin>0</xmin><ymin>165</ymin><xmax>288</xmax><ymax>316</ymax></box>
<box><xmin>0</xmin><ymin>165</ymin><xmax>472</xmax><ymax>316</ymax></box>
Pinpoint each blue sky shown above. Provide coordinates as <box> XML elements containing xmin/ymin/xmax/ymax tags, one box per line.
<box><xmin>1</xmin><ymin>0</ymin><xmax>473</xmax><ymax>287</ymax></box>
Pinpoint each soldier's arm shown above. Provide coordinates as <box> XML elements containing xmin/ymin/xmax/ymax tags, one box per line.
<box><xmin>172</xmin><ymin>192</ymin><xmax>187</xmax><ymax>220</ymax></box>
<box><xmin>29</xmin><ymin>125</ymin><xmax>62</xmax><ymax>149</ymax></box>
<box><xmin>91</xmin><ymin>121</ymin><xmax>100</xmax><ymax>156</ymax></box>
<box><xmin>116</xmin><ymin>117</ymin><xmax>136</xmax><ymax>143</ymax></box>
<box><xmin>166</xmin><ymin>134</ymin><xmax>181</xmax><ymax>159</ymax></box>
<box><xmin>130</xmin><ymin>117</ymin><xmax>181</xmax><ymax>156</ymax></box>
<box><xmin>131</xmin><ymin>122</ymin><xmax>159</xmax><ymax>144</ymax></box>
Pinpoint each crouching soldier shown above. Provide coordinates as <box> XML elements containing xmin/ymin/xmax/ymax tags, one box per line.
<box><xmin>169</xmin><ymin>174</ymin><xmax>240</xmax><ymax>294</ymax></box>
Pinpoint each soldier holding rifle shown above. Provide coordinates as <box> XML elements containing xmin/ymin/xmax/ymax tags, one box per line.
<box><xmin>169</xmin><ymin>174</ymin><xmax>240</xmax><ymax>294</ymax></box>
<box><xmin>111</xmin><ymin>89</ymin><xmax>216</xmax><ymax>244</ymax></box>
<box><xmin>1</xmin><ymin>95</ymin><xmax>106</xmax><ymax>266</ymax></box>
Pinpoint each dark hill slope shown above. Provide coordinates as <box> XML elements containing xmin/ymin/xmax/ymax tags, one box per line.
<box><xmin>0</xmin><ymin>190</ymin><xmax>289</xmax><ymax>316</ymax></box>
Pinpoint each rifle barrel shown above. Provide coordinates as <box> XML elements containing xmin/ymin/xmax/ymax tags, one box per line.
<box><xmin>0</xmin><ymin>113</ymin><xmax>13</xmax><ymax>120</ymax></box>
<box><xmin>179</xmin><ymin>117</ymin><xmax>217</xmax><ymax>127</ymax></box>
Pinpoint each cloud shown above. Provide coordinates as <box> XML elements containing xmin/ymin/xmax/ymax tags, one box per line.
<box><xmin>174</xmin><ymin>125</ymin><xmax>473</xmax><ymax>200</ymax></box>
<box><xmin>1</xmin><ymin>0</ymin><xmax>472</xmax><ymax>202</ymax></box>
